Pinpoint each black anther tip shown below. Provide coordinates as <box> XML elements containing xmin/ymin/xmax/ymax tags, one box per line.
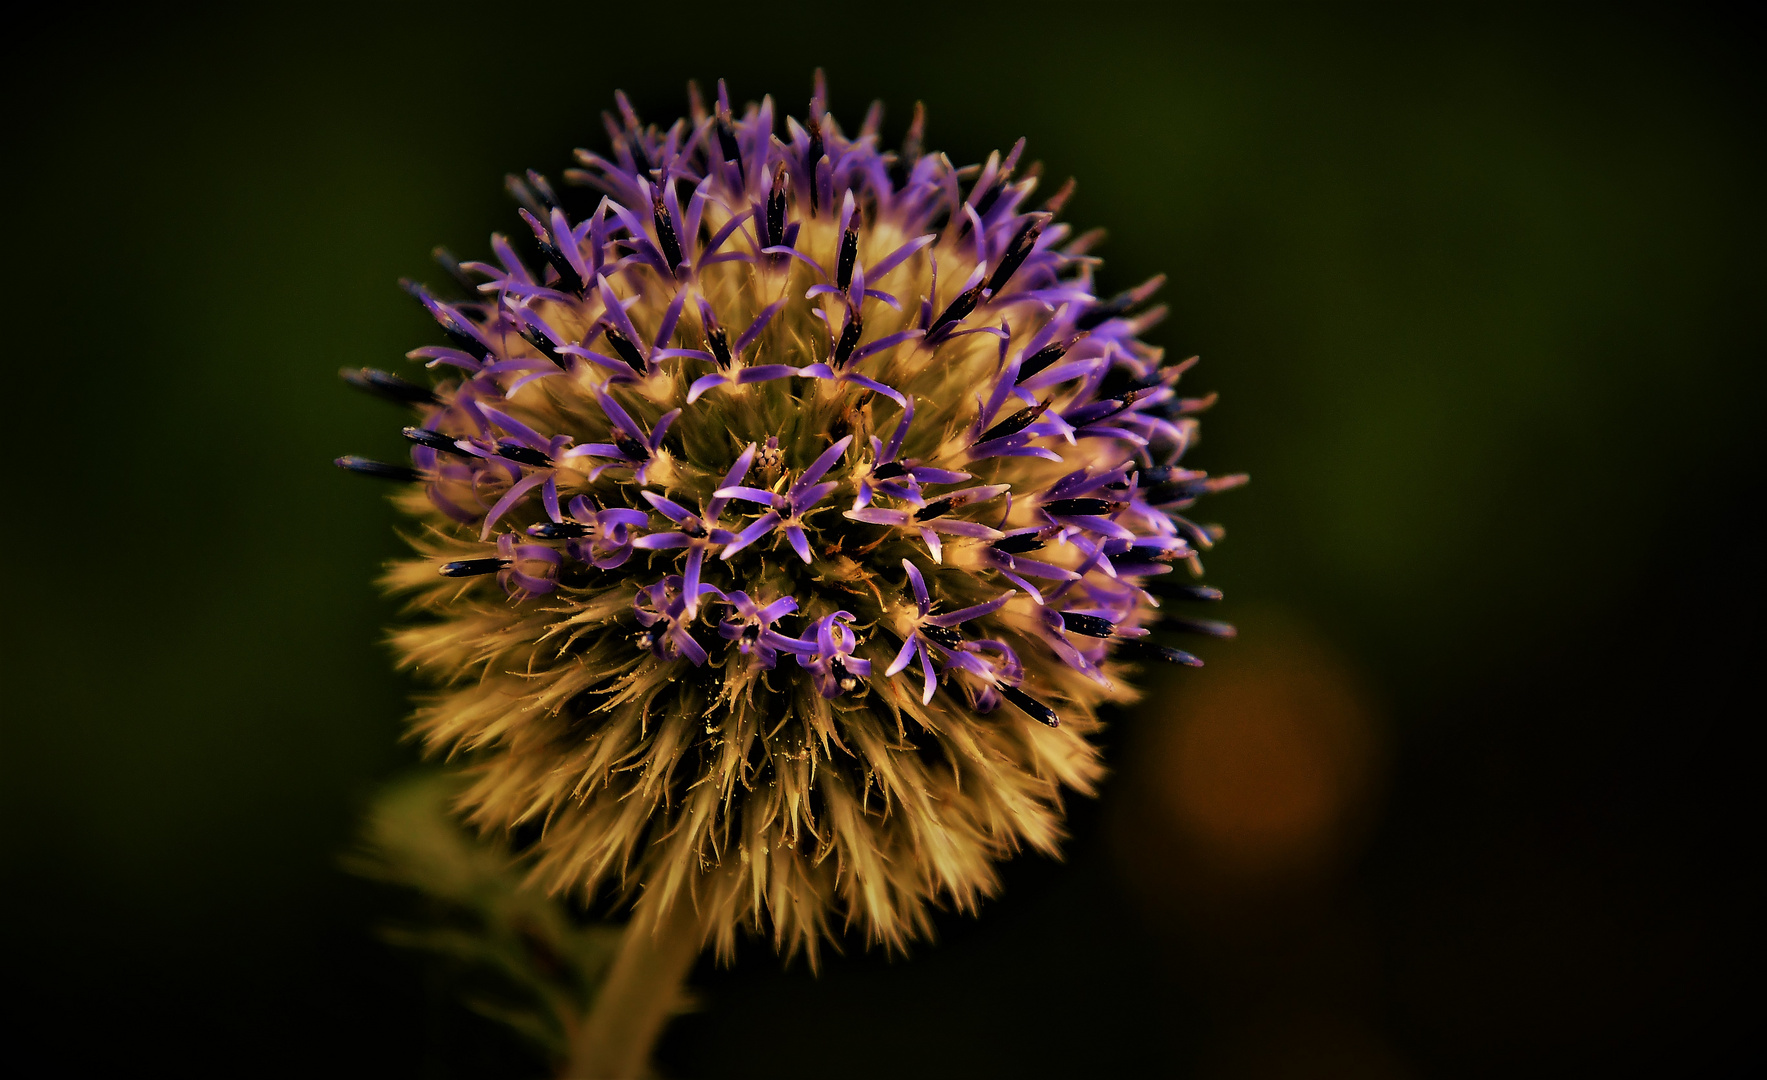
<box><xmin>439</xmin><ymin>558</ymin><xmax>509</xmax><ymax>577</ymax></box>
<box><xmin>335</xmin><ymin>456</ymin><xmax>419</xmax><ymax>482</ymax></box>
<box><xmin>998</xmin><ymin>684</ymin><xmax>1059</xmax><ymax>727</ymax></box>
<box><xmin>340</xmin><ymin>367</ymin><xmax>438</xmax><ymax>406</ymax></box>
<box><xmin>1043</xmin><ymin>497</ymin><xmax>1118</xmax><ymax>517</ymax></box>
<box><xmin>528</xmin><ymin>521</ymin><xmax>592</xmax><ymax>539</ymax></box>
<box><xmin>1059</xmin><ymin>612</ymin><xmax>1116</xmax><ymax>638</ymax></box>
<box><xmin>603</xmin><ymin>328</ymin><xmax>648</xmax><ymax>376</ymax></box>
<box><xmin>498</xmin><ymin>444</ymin><xmax>552</xmax><ymax>468</ymax></box>
<box><xmin>974</xmin><ymin>400</ymin><xmax>1049</xmax><ymax>446</ymax></box>
<box><xmin>402</xmin><ymin>427</ymin><xmax>471</xmax><ymax>457</ymax></box>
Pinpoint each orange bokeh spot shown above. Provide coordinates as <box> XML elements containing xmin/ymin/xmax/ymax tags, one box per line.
<box><xmin>1151</xmin><ymin>611</ymin><xmax>1381</xmax><ymax>877</ymax></box>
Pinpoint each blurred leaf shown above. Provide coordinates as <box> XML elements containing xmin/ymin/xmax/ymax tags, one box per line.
<box><xmin>347</xmin><ymin>771</ymin><xmax>623</xmax><ymax>1056</ymax></box>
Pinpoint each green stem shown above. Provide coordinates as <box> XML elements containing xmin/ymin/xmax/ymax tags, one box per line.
<box><xmin>562</xmin><ymin>894</ymin><xmax>703</xmax><ymax>1080</ymax></box>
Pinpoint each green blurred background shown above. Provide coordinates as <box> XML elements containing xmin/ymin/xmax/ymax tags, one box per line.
<box><xmin>5</xmin><ymin>5</ymin><xmax>1758</xmax><ymax>1076</ymax></box>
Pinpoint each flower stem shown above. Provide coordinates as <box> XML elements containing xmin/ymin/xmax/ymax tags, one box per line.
<box><xmin>562</xmin><ymin>894</ymin><xmax>703</xmax><ymax>1079</ymax></box>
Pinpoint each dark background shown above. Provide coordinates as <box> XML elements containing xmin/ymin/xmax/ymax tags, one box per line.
<box><xmin>4</xmin><ymin>5</ymin><xmax>1759</xmax><ymax>1076</ymax></box>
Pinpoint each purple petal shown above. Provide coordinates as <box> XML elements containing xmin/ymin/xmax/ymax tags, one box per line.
<box><xmin>882</xmin><ymin>398</ymin><xmax>915</xmax><ymax>460</ymax></box>
<box><xmin>640</xmin><ymin>490</ymin><xmax>693</xmax><ymax>522</ymax></box>
<box><xmin>648</xmin><ymin>408</ymin><xmax>682</xmax><ymax>450</ymax></box>
<box><xmin>734</xmin><ymin>299</ymin><xmax>787</xmax><ymax>355</ymax></box>
<box><xmin>653</xmin><ymin>347</ymin><xmax>719</xmax><ymax>364</ymax></box>
<box><xmin>920</xmin><ymin>528</ymin><xmax>943</xmax><ymax>563</ymax></box>
<box><xmin>924</xmin><ymin>519</ymin><xmax>1006</xmax><ymax>539</ymax></box>
<box><xmin>758</xmin><ymin>595</ymin><xmax>798</xmax><ymax>621</ymax></box>
<box><xmin>594</xmin><ymin>391</ymin><xmax>644</xmax><ymax>441</ymax></box>
<box><xmin>840</xmin><ymin>373</ymin><xmax>906</xmax><ymax>406</ymax></box>
<box><xmin>908</xmin><ymin>466</ymin><xmax>971</xmax><ymax>484</ymax></box>
<box><xmin>796</xmin><ymin>435</ymin><xmax>853</xmax><ymax>490</ymax></box>
<box><xmin>844</xmin><ymin>507</ymin><xmax>911</xmax><ymax>526</ymax></box>
<box><xmin>734</xmin><ymin>364</ymin><xmax>799</xmax><ymax>384</ymax></box>
<box><xmin>596</xmin><ymin>275</ymin><xmax>646</xmax><ymax>352</ymax></box>
<box><xmin>720</xmin><ymin>511</ymin><xmax>781</xmax><ymax>559</ymax></box>
<box><xmin>479</xmin><ymin>472</ymin><xmax>548</xmax><ymax>539</ymax></box>
<box><xmin>929</xmin><ymin>590</ymin><xmax>1016</xmax><ymax>627</ymax></box>
<box><xmin>478</xmin><ymin>407</ymin><xmax>549</xmax><ymax>450</ymax></box>
<box><xmin>685</xmin><ymin>373</ymin><xmax>728</xmax><ymax>403</ymax></box>
<box><xmin>702</xmin><ymin>207</ymin><xmax>754</xmax><ymax>259</ymax></box>
<box><xmin>870</xmin><ymin>233</ymin><xmax>934</xmax><ymax>280</ymax></box>
<box><xmin>917</xmin><ymin>644</ymin><xmax>939</xmax><ymax>705</ymax></box>
<box><xmin>785</xmin><ymin>524</ymin><xmax>813</xmax><ymax>563</ymax></box>
<box><xmin>902</xmin><ymin>559</ymin><xmax>929</xmax><ymax>613</ymax></box>
<box><xmin>789</xmin><ymin>481</ymin><xmax>839</xmax><ymax>513</ymax></box>
<box><xmin>885</xmin><ymin>634</ymin><xmax>920</xmax><ymax>677</ymax></box>
<box><xmin>713</xmin><ymin>485</ymin><xmax>781</xmax><ymax>506</ymax></box>
<box><xmin>851</xmin><ymin>329</ymin><xmax>924</xmax><ymax>363</ymax></box>
<box><xmin>542</xmin><ymin>476</ymin><xmax>562</xmax><ymax>523</ymax></box>
<box><xmin>683</xmin><ymin>547</ymin><xmax>707</xmax><ymax>615</ymax></box>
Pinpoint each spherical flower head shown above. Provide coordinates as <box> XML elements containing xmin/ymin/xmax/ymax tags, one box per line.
<box><xmin>341</xmin><ymin>76</ymin><xmax>1246</xmax><ymax>962</ymax></box>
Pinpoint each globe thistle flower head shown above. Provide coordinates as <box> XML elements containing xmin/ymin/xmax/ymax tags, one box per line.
<box><xmin>343</xmin><ymin>76</ymin><xmax>1245</xmax><ymax>962</ymax></box>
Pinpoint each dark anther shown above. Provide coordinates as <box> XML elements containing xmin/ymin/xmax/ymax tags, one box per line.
<box><xmin>974</xmin><ymin>399</ymin><xmax>1050</xmax><ymax>445</ymax></box>
<box><xmin>986</xmin><ymin>217</ymin><xmax>1044</xmax><ymax>295</ymax></box>
<box><xmin>1015</xmin><ymin>342</ymin><xmax>1069</xmax><ymax>385</ymax></box>
<box><xmin>922</xmin><ymin>625</ymin><xmax>964</xmax><ymax>650</ymax></box>
<box><xmin>706</xmin><ymin>327</ymin><xmax>733</xmax><ymax>369</ymax></box>
<box><xmin>1075</xmin><ymin>291</ymin><xmax>1136</xmax><ymax>331</ymax></box>
<box><xmin>440</xmin><ymin>319</ymin><xmax>490</xmax><ymax>361</ymax></box>
<box><xmin>497</xmin><ymin>443</ymin><xmax>552</xmax><ymax>468</ymax></box>
<box><xmin>528</xmin><ymin>222</ymin><xmax>585</xmax><ymax>297</ymax></box>
<box><xmin>431</xmin><ymin>247</ymin><xmax>479</xmax><ymax>297</ymax></box>
<box><xmin>1162</xmin><ymin>615</ymin><xmax>1237</xmax><ymax>638</ymax></box>
<box><xmin>831</xmin><ymin>657</ymin><xmax>862</xmax><ymax>693</ymax></box>
<box><xmin>766</xmin><ymin>165</ymin><xmax>790</xmax><ymax>247</ymax></box>
<box><xmin>1119</xmin><ymin>640</ymin><xmax>1204</xmax><ymax>667</ymax></box>
<box><xmin>914</xmin><ymin>496</ymin><xmax>954</xmax><ymax>522</ymax></box>
<box><xmin>525</xmin><ymin>169</ymin><xmax>560</xmax><ymax>211</ymax></box>
<box><xmin>998</xmin><ymin>683</ymin><xmax>1059</xmax><ymax>727</ymax></box>
<box><xmin>439</xmin><ymin>557</ymin><xmax>508</xmax><ymax>577</ymax></box>
<box><xmin>715</xmin><ymin>116</ymin><xmax>741</xmax><ymax>163</ymax></box>
<box><xmin>402</xmin><ymin>427</ymin><xmax>471</xmax><ymax>457</ymax></box>
<box><xmin>930</xmin><ymin>281</ymin><xmax>986</xmax><ymax>337</ymax></box>
<box><xmin>1087</xmin><ymin>385</ymin><xmax>1159</xmax><ymax>426</ymax></box>
<box><xmin>528</xmin><ymin>521</ymin><xmax>592</xmax><ymax>539</ymax></box>
<box><xmin>340</xmin><ymin>367</ymin><xmax>438</xmax><ymax>406</ymax></box>
<box><xmin>335</xmin><ymin>456</ymin><xmax>419</xmax><ymax>482</ymax></box>
<box><xmin>623</xmin><ymin>132</ymin><xmax>653</xmax><ymax>176</ymax></box>
<box><xmin>991</xmin><ymin>532</ymin><xmax>1049</xmax><ymax>554</ymax></box>
<box><xmin>1163</xmin><ymin>584</ymin><xmax>1224</xmax><ymax>602</ymax></box>
<box><xmin>873</xmin><ymin>461</ymin><xmax>909</xmax><ymax>480</ymax></box>
<box><xmin>614</xmin><ymin>435</ymin><xmax>649</xmax><ymax>461</ymax></box>
<box><xmin>972</xmin><ymin>172</ymin><xmax>1009</xmax><ymax>219</ymax></box>
<box><xmin>832</xmin><ymin>310</ymin><xmax>863</xmax><ymax>368</ymax></box>
<box><xmin>1136</xmin><ymin>465</ymin><xmax>1184</xmax><ymax>485</ymax></box>
<box><xmin>836</xmin><ymin>220</ymin><xmax>860</xmax><ymax>291</ymax></box>
<box><xmin>652</xmin><ymin>196</ymin><xmax>683</xmax><ymax>272</ymax></box>
<box><xmin>1147</xmin><ymin>478</ymin><xmax>1213</xmax><ymax>504</ymax></box>
<box><xmin>1043</xmin><ymin>497</ymin><xmax>1120</xmax><ymax>516</ymax></box>
<box><xmin>806</xmin><ymin>118</ymin><xmax>824</xmax><ymax>214</ymax></box>
<box><xmin>742</xmin><ymin>622</ymin><xmax>761</xmax><ymax>642</ymax></box>
<box><xmin>1059</xmin><ymin>612</ymin><xmax>1116</xmax><ymax>638</ymax></box>
<box><xmin>603</xmin><ymin>327</ymin><xmax>648</xmax><ymax>375</ymax></box>
<box><xmin>520</xmin><ymin>325</ymin><xmax>566</xmax><ymax>368</ymax></box>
